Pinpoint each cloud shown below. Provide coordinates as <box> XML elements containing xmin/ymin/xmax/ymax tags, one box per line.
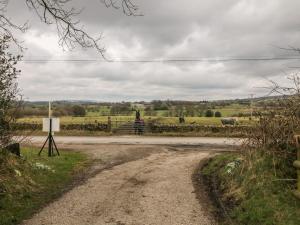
<box><xmin>8</xmin><ymin>0</ymin><xmax>300</xmax><ymax>101</ymax></box>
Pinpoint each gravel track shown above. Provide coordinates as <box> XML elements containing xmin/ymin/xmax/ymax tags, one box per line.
<box><xmin>22</xmin><ymin>142</ymin><xmax>223</xmax><ymax>225</ymax></box>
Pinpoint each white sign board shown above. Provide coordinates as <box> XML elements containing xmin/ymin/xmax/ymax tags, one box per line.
<box><xmin>43</xmin><ymin>118</ymin><xmax>60</xmax><ymax>132</ymax></box>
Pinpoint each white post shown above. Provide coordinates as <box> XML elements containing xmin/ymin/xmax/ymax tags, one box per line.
<box><xmin>48</xmin><ymin>101</ymin><xmax>52</xmax><ymax>118</ymax></box>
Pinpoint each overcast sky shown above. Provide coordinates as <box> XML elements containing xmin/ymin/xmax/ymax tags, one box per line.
<box><xmin>7</xmin><ymin>0</ymin><xmax>300</xmax><ymax>101</ymax></box>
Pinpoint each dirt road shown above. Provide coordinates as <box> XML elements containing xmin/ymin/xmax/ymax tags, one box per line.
<box><xmin>26</xmin><ymin>135</ymin><xmax>240</xmax><ymax>147</ymax></box>
<box><xmin>22</xmin><ymin>140</ymin><xmax>232</xmax><ymax>225</ymax></box>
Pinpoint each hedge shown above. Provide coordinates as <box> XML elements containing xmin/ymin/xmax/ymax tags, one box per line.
<box><xmin>13</xmin><ymin>122</ymin><xmax>252</xmax><ymax>136</ymax></box>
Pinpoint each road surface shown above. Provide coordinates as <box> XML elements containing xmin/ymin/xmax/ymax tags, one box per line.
<box><xmin>24</xmin><ymin>135</ymin><xmax>240</xmax><ymax>147</ymax></box>
<box><xmin>22</xmin><ymin>137</ymin><xmax>239</xmax><ymax>225</ymax></box>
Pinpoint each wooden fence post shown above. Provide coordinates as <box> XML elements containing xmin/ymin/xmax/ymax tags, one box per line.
<box><xmin>293</xmin><ymin>135</ymin><xmax>300</xmax><ymax>199</ymax></box>
<box><xmin>107</xmin><ymin>116</ymin><xmax>112</xmax><ymax>132</ymax></box>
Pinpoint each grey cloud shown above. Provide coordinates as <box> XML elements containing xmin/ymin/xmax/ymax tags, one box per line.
<box><xmin>7</xmin><ymin>0</ymin><xmax>300</xmax><ymax>101</ymax></box>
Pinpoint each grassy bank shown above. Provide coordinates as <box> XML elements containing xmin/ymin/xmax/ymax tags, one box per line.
<box><xmin>0</xmin><ymin>147</ymin><xmax>89</xmax><ymax>225</ymax></box>
<box><xmin>200</xmin><ymin>152</ymin><xmax>300</xmax><ymax>225</ymax></box>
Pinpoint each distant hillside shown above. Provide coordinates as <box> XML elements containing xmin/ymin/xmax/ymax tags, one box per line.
<box><xmin>24</xmin><ymin>94</ymin><xmax>283</xmax><ymax>106</ymax></box>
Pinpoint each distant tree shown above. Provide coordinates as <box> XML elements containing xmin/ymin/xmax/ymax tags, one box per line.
<box><xmin>174</xmin><ymin>105</ymin><xmax>184</xmax><ymax>117</ymax></box>
<box><xmin>17</xmin><ymin>106</ymin><xmax>48</xmax><ymax>118</ymax></box>
<box><xmin>185</xmin><ymin>105</ymin><xmax>195</xmax><ymax>117</ymax></box>
<box><xmin>144</xmin><ymin>106</ymin><xmax>157</xmax><ymax>116</ymax></box>
<box><xmin>197</xmin><ymin>104</ymin><xmax>207</xmax><ymax>116</ymax></box>
<box><xmin>72</xmin><ymin>105</ymin><xmax>86</xmax><ymax>117</ymax></box>
<box><xmin>214</xmin><ymin>111</ymin><xmax>222</xmax><ymax>117</ymax></box>
<box><xmin>110</xmin><ymin>103</ymin><xmax>131</xmax><ymax>115</ymax></box>
<box><xmin>198</xmin><ymin>111</ymin><xmax>204</xmax><ymax>117</ymax></box>
<box><xmin>152</xmin><ymin>101</ymin><xmax>169</xmax><ymax>110</ymax></box>
<box><xmin>205</xmin><ymin>109</ymin><xmax>214</xmax><ymax>117</ymax></box>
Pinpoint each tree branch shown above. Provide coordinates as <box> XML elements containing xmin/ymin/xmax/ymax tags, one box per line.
<box><xmin>0</xmin><ymin>1</ymin><xmax>28</xmax><ymax>50</ymax></box>
<box><xmin>0</xmin><ymin>0</ymin><xmax>139</xmax><ymax>55</ymax></box>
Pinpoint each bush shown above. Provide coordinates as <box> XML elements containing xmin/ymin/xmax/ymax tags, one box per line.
<box><xmin>0</xmin><ymin>36</ymin><xmax>21</xmax><ymax>149</ymax></box>
<box><xmin>110</xmin><ymin>103</ymin><xmax>132</xmax><ymax>115</ymax></box>
<box><xmin>205</xmin><ymin>109</ymin><xmax>214</xmax><ymax>117</ymax></box>
<box><xmin>214</xmin><ymin>111</ymin><xmax>222</xmax><ymax>117</ymax></box>
<box><xmin>72</xmin><ymin>105</ymin><xmax>86</xmax><ymax>117</ymax></box>
<box><xmin>152</xmin><ymin>101</ymin><xmax>169</xmax><ymax>110</ymax></box>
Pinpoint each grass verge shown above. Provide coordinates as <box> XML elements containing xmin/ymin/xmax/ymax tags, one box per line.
<box><xmin>199</xmin><ymin>152</ymin><xmax>300</xmax><ymax>225</ymax></box>
<box><xmin>0</xmin><ymin>147</ymin><xmax>89</xmax><ymax>225</ymax></box>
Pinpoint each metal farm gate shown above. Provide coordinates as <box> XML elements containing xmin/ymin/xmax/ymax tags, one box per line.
<box><xmin>111</xmin><ymin>121</ymin><xmax>150</xmax><ymax>135</ymax></box>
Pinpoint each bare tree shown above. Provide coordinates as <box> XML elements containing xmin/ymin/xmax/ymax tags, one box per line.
<box><xmin>0</xmin><ymin>0</ymin><xmax>140</xmax><ymax>55</ymax></box>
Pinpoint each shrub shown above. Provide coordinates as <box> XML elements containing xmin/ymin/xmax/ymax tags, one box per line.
<box><xmin>205</xmin><ymin>109</ymin><xmax>214</xmax><ymax>117</ymax></box>
<box><xmin>214</xmin><ymin>111</ymin><xmax>222</xmax><ymax>117</ymax></box>
<box><xmin>0</xmin><ymin>36</ymin><xmax>21</xmax><ymax>149</ymax></box>
<box><xmin>72</xmin><ymin>105</ymin><xmax>86</xmax><ymax>117</ymax></box>
<box><xmin>244</xmin><ymin>76</ymin><xmax>300</xmax><ymax>159</ymax></box>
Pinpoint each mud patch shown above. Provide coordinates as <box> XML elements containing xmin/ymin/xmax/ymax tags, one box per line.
<box><xmin>193</xmin><ymin>157</ymin><xmax>235</xmax><ymax>225</ymax></box>
<box><xmin>192</xmin><ymin>156</ymin><xmax>220</xmax><ymax>223</ymax></box>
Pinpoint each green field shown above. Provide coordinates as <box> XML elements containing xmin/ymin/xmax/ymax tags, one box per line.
<box><xmin>18</xmin><ymin>116</ymin><xmax>254</xmax><ymax>126</ymax></box>
<box><xmin>84</xmin><ymin>105</ymin><xmax>253</xmax><ymax>118</ymax></box>
<box><xmin>214</xmin><ymin>104</ymin><xmax>252</xmax><ymax>117</ymax></box>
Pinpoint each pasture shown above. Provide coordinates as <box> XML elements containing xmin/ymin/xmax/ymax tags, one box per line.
<box><xmin>17</xmin><ymin>115</ymin><xmax>254</xmax><ymax>126</ymax></box>
<box><xmin>15</xmin><ymin>100</ymin><xmax>260</xmax><ymax>137</ymax></box>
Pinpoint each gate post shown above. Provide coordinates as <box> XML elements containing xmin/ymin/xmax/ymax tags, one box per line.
<box><xmin>107</xmin><ymin>116</ymin><xmax>112</xmax><ymax>133</ymax></box>
<box><xmin>293</xmin><ymin>135</ymin><xmax>300</xmax><ymax>199</ymax></box>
